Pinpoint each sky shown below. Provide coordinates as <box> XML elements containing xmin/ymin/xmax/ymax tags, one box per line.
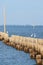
<box><xmin>0</xmin><ymin>0</ymin><xmax>43</xmax><ymax>25</ymax></box>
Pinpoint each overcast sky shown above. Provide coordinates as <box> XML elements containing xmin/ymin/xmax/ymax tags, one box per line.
<box><xmin>0</xmin><ymin>0</ymin><xmax>43</xmax><ymax>25</ymax></box>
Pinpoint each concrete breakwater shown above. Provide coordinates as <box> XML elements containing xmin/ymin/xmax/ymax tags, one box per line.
<box><xmin>0</xmin><ymin>32</ymin><xmax>43</xmax><ymax>65</ymax></box>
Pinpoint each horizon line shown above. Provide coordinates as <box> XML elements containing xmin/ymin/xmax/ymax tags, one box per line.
<box><xmin>0</xmin><ymin>24</ymin><xmax>43</xmax><ymax>26</ymax></box>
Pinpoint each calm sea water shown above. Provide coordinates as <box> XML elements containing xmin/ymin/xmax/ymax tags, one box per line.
<box><xmin>0</xmin><ymin>25</ymin><xmax>43</xmax><ymax>65</ymax></box>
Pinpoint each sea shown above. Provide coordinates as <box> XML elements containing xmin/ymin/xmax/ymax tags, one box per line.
<box><xmin>0</xmin><ymin>25</ymin><xmax>43</xmax><ymax>65</ymax></box>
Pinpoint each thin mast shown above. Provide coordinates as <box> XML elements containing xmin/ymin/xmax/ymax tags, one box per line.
<box><xmin>3</xmin><ymin>8</ymin><xmax>6</xmax><ymax>33</ymax></box>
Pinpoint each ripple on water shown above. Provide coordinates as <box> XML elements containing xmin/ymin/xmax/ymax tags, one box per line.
<box><xmin>0</xmin><ymin>42</ymin><xmax>36</xmax><ymax>65</ymax></box>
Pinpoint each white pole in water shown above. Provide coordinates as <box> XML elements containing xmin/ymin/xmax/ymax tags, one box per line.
<box><xmin>3</xmin><ymin>8</ymin><xmax>6</xmax><ymax>33</ymax></box>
